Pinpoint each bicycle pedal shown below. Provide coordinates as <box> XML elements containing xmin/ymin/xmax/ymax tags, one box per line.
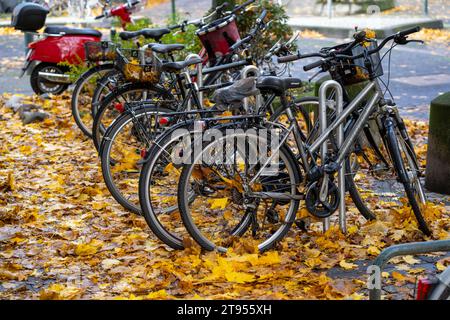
<box><xmin>324</xmin><ymin>162</ymin><xmax>340</xmax><ymax>174</ymax></box>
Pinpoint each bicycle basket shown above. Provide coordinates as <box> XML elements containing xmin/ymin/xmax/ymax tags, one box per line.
<box><xmin>331</xmin><ymin>41</ymin><xmax>383</xmax><ymax>85</ymax></box>
<box><xmin>115</xmin><ymin>48</ymin><xmax>162</xmax><ymax>83</ymax></box>
<box><xmin>196</xmin><ymin>14</ymin><xmax>241</xmax><ymax>64</ymax></box>
<box><xmin>85</xmin><ymin>41</ymin><xmax>119</xmax><ymax>62</ymax></box>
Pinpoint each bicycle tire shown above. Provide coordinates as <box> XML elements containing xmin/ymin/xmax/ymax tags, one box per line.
<box><xmin>71</xmin><ymin>64</ymin><xmax>114</xmax><ymax>138</ymax></box>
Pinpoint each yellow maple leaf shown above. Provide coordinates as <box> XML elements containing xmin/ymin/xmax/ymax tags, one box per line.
<box><xmin>75</xmin><ymin>239</ymin><xmax>103</xmax><ymax>256</ymax></box>
<box><xmin>402</xmin><ymin>255</ymin><xmax>420</xmax><ymax>265</ymax></box>
<box><xmin>436</xmin><ymin>262</ymin><xmax>446</xmax><ymax>271</ymax></box>
<box><xmin>339</xmin><ymin>260</ymin><xmax>358</xmax><ymax>270</ymax></box>
<box><xmin>367</xmin><ymin>246</ymin><xmax>381</xmax><ymax>256</ymax></box>
<box><xmin>92</xmin><ymin>202</ymin><xmax>108</xmax><ymax>210</ymax></box>
<box><xmin>208</xmin><ymin>198</ymin><xmax>228</xmax><ymax>210</ymax></box>
<box><xmin>101</xmin><ymin>259</ymin><xmax>121</xmax><ymax>270</ymax></box>
<box><xmin>146</xmin><ymin>289</ymin><xmax>168</xmax><ymax>299</ymax></box>
<box><xmin>391</xmin><ymin>271</ymin><xmax>406</xmax><ymax>282</ymax></box>
<box><xmin>19</xmin><ymin>145</ymin><xmax>32</xmax><ymax>155</ymax></box>
<box><xmin>225</xmin><ymin>271</ymin><xmax>255</xmax><ymax>284</ymax></box>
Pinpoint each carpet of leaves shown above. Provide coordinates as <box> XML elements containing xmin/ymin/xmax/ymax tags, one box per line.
<box><xmin>0</xmin><ymin>93</ymin><xmax>448</xmax><ymax>300</ymax></box>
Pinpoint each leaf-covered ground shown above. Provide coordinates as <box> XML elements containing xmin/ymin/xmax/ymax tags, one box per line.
<box><xmin>0</xmin><ymin>93</ymin><xmax>448</xmax><ymax>300</ymax></box>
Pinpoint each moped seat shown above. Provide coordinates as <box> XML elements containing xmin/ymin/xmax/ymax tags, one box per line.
<box><xmin>151</xmin><ymin>43</ymin><xmax>185</xmax><ymax>54</ymax></box>
<box><xmin>161</xmin><ymin>57</ymin><xmax>202</xmax><ymax>72</ymax></box>
<box><xmin>256</xmin><ymin>76</ymin><xmax>302</xmax><ymax>95</ymax></box>
<box><xmin>119</xmin><ymin>28</ymin><xmax>171</xmax><ymax>41</ymax></box>
<box><xmin>44</xmin><ymin>26</ymin><xmax>102</xmax><ymax>37</ymax></box>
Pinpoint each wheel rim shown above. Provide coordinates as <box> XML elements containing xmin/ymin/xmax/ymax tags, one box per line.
<box><xmin>38</xmin><ymin>66</ymin><xmax>66</xmax><ymax>93</ymax></box>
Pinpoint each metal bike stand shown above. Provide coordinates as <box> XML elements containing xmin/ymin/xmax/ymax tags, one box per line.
<box><xmin>318</xmin><ymin>80</ymin><xmax>345</xmax><ymax>233</ymax></box>
<box><xmin>369</xmin><ymin>239</ymin><xmax>450</xmax><ymax>300</ymax></box>
<box><xmin>240</xmin><ymin>65</ymin><xmax>261</xmax><ymax>113</ymax></box>
<box><xmin>185</xmin><ymin>54</ymin><xmax>203</xmax><ymax>110</ymax></box>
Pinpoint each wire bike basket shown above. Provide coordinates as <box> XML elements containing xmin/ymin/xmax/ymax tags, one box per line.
<box><xmin>115</xmin><ymin>47</ymin><xmax>162</xmax><ymax>83</ymax></box>
<box><xmin>331</xmin><ymin>41</ymin><xmax>383</xmax><ymax>85</ymax></box>
<box><xmin>85</xmin><ymin>41</ymin><xmax>119</xmax><ymax>62</ymax></box>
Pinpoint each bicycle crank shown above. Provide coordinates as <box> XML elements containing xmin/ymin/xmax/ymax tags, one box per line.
<box><xmin>305</xmin><ymin>180</ymin><xmax>340</xmax><ymax>218</ymax></box>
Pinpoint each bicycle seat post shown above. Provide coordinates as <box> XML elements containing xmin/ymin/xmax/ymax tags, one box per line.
<box><xmin>185</xmin><ymin>54</ymin><xmax>203</xmax><ymax>109</ymax></box>
<box><xmin>240</xmin><ymin>65</ymin><xmax>261</xmax><ymax>113</ymax></box>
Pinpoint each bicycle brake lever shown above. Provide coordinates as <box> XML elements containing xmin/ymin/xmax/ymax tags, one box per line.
<box><xmin>406</xmin><ymin>39</ymin><xmax>424</xmax><ymax>44</ymax></box>
<box><xmin>308</xmin><ymin>69</ymin><xmax>322</xmax><ymax>83</ymax></box>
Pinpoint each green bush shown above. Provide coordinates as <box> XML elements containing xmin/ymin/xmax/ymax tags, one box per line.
<box><xmin>234</xmin><ymin>0</ymin><xmax>296</xmax><ymax>64</ymax></box>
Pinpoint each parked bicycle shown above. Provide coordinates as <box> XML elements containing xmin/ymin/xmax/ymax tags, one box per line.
<box><xmin>174</xmin><ymin>27</ymin><xmax>432</xmax><ymax>252</ymax></box>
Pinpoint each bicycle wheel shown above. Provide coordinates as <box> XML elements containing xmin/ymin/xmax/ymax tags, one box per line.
<box><xmin>100</xmin><ymin>106</ymin><xmax>173</xmax><ymax>214</ymax></box>
<box><xmin>269</xmin><ymin>96</ymin><xmax>316</xmax><ymax>139</ymax></box>
<box><xmin>384</xmin><ymin>115</ymin><xmax>431</xmax><ymax>235</ymax></box>
<box><xmin>178</xmin><ymin>127</ymin><xmax>302</xmax><ymax>252</ymax></box>
<box><xmin>139</xmin><ymin>121</ymin><xmax>197</xmax><ymax>249</ymax></box>
<box><xmin>92</xmin><ymin>82</ymin><xmax>170</xmax><ymax>152</ymax></box>
<box><xmin>71</xmin><ymin>64</ymin><xmax>114</xmax><ymax>138</ymax></box>
<box><xmin>91</xmin><ymin>69</ymin><xmax>125</xmax><ymax>118</ymax></box>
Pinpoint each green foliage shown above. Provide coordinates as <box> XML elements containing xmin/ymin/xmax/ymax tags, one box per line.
<box><xmin>159</xmin><ymin>14</ymin><xmax>202</xmax><ymax>60</ymax></box>
<box><xmin>234</xmin><ymin>0</ymin><xmax>296</xmax><ymax>64</ymax></box>
<box><xmin>58</xmin><ymin>60</ymin><xmax>90</xmax><ymax>83</ymax></box>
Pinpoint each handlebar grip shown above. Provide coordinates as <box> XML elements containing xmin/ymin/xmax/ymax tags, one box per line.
<box><xmin>233</xmin><ymin>0</ymin><xmax>256</xmax><ymax>13</ymax></box>
<box><xmin>398</xmin><ymin>26</ymin><xmax>421</xmax><ymax>37</ymax></box>
<box><xmin>257</xmin><ymin>9</ymin><xmax>267</xmax><ymax>22</ymax></box>
<box><xmin>303</xmin><ymin>59</ymin><xmax>324</xmax><ymax>71</ymax></box>
<box><xmin>168</xmin><ymin>24</ymin><xmax>182</xmax><ymax>30</ymax></box>
<box><xmin>216</xmin><ymin>2</ymin><xmax>229</xmax><ymax>11</ymax></box>
<box><xmin>230</xmin><ymin>35</ymin><xmax>252</xmax><ymax>51</ymax></box>
<box><xmin>131</xmin><ymin>0</ymin><xmax>140</xmax><ymax>5</ymax></box>
<box><xmin>353</xmin><ymin>30</ymin><xmax>367</xmax><ymax>42</ymax></box>
<box><xmin>277</xmin><ymin>53</ymin><xmax>300</xmax><ymax>63</ymax></box>
<box><xmin>95</xmin><ymin>14</ymin><xmax>105</xmax><ymax>20</ymax></box>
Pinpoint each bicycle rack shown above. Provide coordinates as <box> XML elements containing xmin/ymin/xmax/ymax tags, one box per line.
<box><xmin>318</xmin><ymin>80</ymin><xmax>346</xmax><ymax>233</ymax></box>
<box><xmin>369</xmin><ymin>239</ymin><xmax>450</xmax><ymax>300</ymax></box>
<box><xmin>240</xmin><ymin>65</ymin><xmax>261</xmax><ymax>113</ymax></box>
<box><xmin>185</xmin><ymin>54</ymin><xmax>203</xmax><ymax>110</ymax></box>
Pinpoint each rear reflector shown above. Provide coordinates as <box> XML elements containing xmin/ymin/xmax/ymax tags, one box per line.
<box><xmin>114</xmin><ymin>103</ymin><xmax>124</xmax><ymax>113</ymax></box>
<box><xmin>159</xmin><ymin>117</ymin><xmax>170</xmax><ymax>126</ymax></box>
<box><xmin>416</xmin><ymin>278</ymin><xmax>436</xmax><ymax>300</ymax></box>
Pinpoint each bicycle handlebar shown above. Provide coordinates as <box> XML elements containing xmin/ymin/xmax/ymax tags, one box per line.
<box><xmin>277</xmin><ymin>52</ymin><xmax>300</xmax><ymax>63</ymax></box>
<box><xmin>232</xmin><ymin>0</ymin><xmax>256</xmax><ymax>13</ymax></box>
<box><xmin>229</xmin><ymin>9</ymin><xmax>267</xmax><ymax>52</ymax></box>
<box><xmin>303</xmin><ymin>59</ymin><xmax>326</xmax><ymax>71</ymax></box>
<box><xmin>398</xmin><ymin>26</ymin><xmax>421</xmax><ymax>37</ymax></box>
<box><xmin>277</xmin><ymin>26</ymin><xmax>421</xmax><ymax>71</ymax></box>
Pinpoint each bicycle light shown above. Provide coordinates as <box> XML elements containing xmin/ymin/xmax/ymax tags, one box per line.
<box><xmin>114</xmin><ymin>103</ymin><xmax>124</xmax><ymax>113</ymax></box>
<box><xmin>158</xmin><ymin>117</ymin><xmax>170</xmax><ymax>126</ymax></box>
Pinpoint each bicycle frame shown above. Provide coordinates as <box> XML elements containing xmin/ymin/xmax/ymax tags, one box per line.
<box><xmin>249</xmin><ymin>78</ymin><xmax>384</xmax><ymax>186</ymax></box>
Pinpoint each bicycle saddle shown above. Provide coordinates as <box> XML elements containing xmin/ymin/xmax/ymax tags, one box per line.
<box><xmin>118</xmin><ymin>28</ymin><xmax>171</xmax><ymax>41</ymax></box>
<box><xmin>256</xmin><ymin>76</ymin><xmax>302</xmax><ymax>96</ymax></box>
<box><xmin>151</xmin><ymin>43</ymin><xmax>185</xmax><ymax>54</ymax></box>
<box><xmin>161</xmin><ymin>57</ymin><xmax>202</xmax><ymax>72</ymax></box>
<box><xmin>44</xmin><ymin>26</ymin><xmax>102</xmax><ymax>37</ymax></box>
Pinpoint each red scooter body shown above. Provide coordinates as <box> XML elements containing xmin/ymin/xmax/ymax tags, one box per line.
<box><xmin>17</xmin><ymin>0</ymin><xmax>139</xmax><ymax>94</ymax></box>
<box><xmin>28</xmin><ymin>34</ymin><xmax>101</xmax><ymax>65</ymax></box>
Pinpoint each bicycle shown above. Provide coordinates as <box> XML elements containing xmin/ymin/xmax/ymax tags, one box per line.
<box><xmin>176</xmin><ymin>27</ymin><xmax>432</xmax><ymax>253</ymax></box>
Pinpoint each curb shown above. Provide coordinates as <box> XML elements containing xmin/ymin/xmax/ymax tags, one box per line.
<box><xmin>288</xmin><ymin>16</ymin><xmax>444</xmax><ymax>38</ymax></box>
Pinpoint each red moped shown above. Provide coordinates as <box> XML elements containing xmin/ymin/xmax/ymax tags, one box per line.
<box><xmin>11</xmin><ymin>0</ymin><xmax>140</xmax><ymax>95</ymax></box>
